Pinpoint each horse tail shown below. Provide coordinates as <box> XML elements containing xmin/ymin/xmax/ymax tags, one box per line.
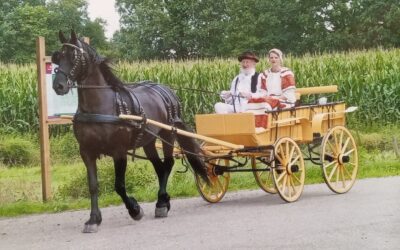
<box><xmin>174</xmin><ymin>121</ymin><xmax>209</xmax><ymax>182</ymax></box>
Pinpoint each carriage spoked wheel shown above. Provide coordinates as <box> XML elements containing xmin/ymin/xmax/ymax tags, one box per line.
<box><xmin>272</xmin><ymin>137</ymin><xmax>305</xmax><ymax>202</ymax></box>
<box><xmin>251</xmin><ymin>157</ymin><xmax>277</xmax><ymax>194</ymax></box>
<box><xmin>321</xmin><ymin>126</ymin><xmax>358</xmax><ymax>194</ymax></box>
<box><xmin>195</xmin><ymin>158</ymin><xmax>230</xmax><ymax>203</ymax></box>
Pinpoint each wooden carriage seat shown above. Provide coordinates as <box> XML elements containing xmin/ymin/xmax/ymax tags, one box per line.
<box><xmin>195</xmin><ymin>113</ymin><xmax>270</xmax><ymax>146</ymax></box>
<box><xmin>195</xmin><ymin>86</ymin><xmax>339</xmax><ymax>147</ymax></box>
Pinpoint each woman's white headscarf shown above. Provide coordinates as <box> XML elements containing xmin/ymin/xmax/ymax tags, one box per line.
<box><xmin>268</xmin><ymin>48</ymin><xmax>284</xmax><ymax>65</ymax></box>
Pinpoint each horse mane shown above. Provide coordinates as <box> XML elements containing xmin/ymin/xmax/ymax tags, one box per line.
<box><xmin>79</xmin><ymin>39</ymin><xmax>125</xmax><ymax>88</ymax></box>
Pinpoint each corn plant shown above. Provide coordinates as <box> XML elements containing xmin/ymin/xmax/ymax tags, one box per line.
<box><xmin>0</xmin><ymin>48</ymin><xmax>399</xmax><ymax>133</ymax></box>
<box><xmin>0</xmin><ymin>63</ymin><xmax>38</xmax><ymax>133</ymax></box>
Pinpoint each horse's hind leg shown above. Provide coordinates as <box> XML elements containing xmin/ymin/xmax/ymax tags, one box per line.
<box><xmin>80</xmin><ymin>151</ymin><xmax>102</xmax><ymax>233</ymax></box>
<box><xmin>143</xmin><ymin>138</ymin><xmax>174</xmax><ymax>218</ymax></box>
<box><xmin>114</xmin><ymin>156</ymin><xmax>144</xmax><ymax>220</ymax></box>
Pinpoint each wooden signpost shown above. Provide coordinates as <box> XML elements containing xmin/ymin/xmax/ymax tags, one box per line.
<box><xmin>36</xmin><ymin>36</ymin><xmax>87</xmax><ymax>201</ymax></box>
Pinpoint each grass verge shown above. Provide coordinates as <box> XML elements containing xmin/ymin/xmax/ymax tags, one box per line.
<box><xmin>0</xmin><ymin>149</ymin><xmax>399</xmax><ymax>217</ymax></box>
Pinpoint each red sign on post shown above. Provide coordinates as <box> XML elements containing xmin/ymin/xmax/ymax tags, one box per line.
<box><xmin>45</xmin><ymin>63</ymin><xmax>52</xmax><ymax>74</ymax></box>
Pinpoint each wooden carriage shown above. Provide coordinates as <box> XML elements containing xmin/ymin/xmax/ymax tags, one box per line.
<box><xmin>193</xmin><ymin>85</ymin><xmax>358</xmax><ymax>203</ymax></box>
<box><xmin>120</xmin><ymin>85</ymin><xmax>358</xmax><ymax>203</ymax></box>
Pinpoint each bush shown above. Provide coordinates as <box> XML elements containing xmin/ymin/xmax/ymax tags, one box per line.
<box><xmin>357</xmin><ymin>127</ymin><xmax>400</xmax><ymax>152</ymax></box>
<box><xmin>358</xmin><ymin>133</ymin><xmax>387</xmax><ymax>151</ymax></box>
<box><xmin>57</xmin><ymin>159</ymin><xmax>157</xmax><ymax>199</ymax></box>
<box><xmin>0</xmin><ymin>135</ymin><xmax>38</xmax><ymax>166</ymax></box>
<box><xmin>50</xmin><ymin>132</ymin><xmax>80</xmax><ymax>164</ymax></box>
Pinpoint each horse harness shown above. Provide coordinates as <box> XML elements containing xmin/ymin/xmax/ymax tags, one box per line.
<box><xmin>55</xmin><ymin>41</ymin><xmax>183</xmax><ymax>159</ymax></box>
<box><xmin>53</xmin><ymin>41</ymin><xmax>111</xmax><ymax>90</ymax></box>
<box><xmin>118</xmin><ymin>82</ymin><xmax>181</xmax><ymax>155</ymax></box>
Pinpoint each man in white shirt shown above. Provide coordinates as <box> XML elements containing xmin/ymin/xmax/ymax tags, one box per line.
<box><xmin>215</xmin><ymin>51</ymin><xmax>264</xmax><ymax>114</ymax></box>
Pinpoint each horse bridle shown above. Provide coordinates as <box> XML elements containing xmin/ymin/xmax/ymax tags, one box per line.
<box><xmin>54</xmin><ymin>42</ymin><xmax>111</xmax><ymax>89</ymax></box>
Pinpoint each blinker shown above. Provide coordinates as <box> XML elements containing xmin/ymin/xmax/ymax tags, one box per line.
<box><xmin>51</xmin><ymin>51</ymin><xmax>61</xmax><ymax>65</ymax></box>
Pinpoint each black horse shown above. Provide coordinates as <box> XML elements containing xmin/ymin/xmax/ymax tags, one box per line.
<box><xmin>52</xmin><ymin>30</ymin><xmax>208</xmax><ymax>233</ymax></box>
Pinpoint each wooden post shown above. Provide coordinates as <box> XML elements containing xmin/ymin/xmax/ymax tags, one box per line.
<box><xmin>393</xmin><ymin>137</ymin><xmax>400</xmax><ymax>159</ymax></box>
<box><xmin>36</xmin><ymin>37</ymin><xmax>51</xmax><ymax>201</ymax></box>
<box><xmin>36</xmin><ymin>36</ymin><xmax>89</xmax><ymax>202</ymax></box>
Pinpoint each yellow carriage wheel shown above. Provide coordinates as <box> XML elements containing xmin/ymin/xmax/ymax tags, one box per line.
<box><xmin>195</xmin><ymin>158</ymin><xmax>230</xmax><ymax>203</ymax></box>
<box><xmin>251</xmin><ymin>157</ymin><xmax>277</xmax><ymax>194</ymax></box>
<box><xmin>321</xmin><ymin>126</ymin><xmax>358</xmax><ymax>194</ymax></box>
<box><xmin>272</xmin><ymin>137</ymin><xmax>305</xmax><ymax>202</ymax></box>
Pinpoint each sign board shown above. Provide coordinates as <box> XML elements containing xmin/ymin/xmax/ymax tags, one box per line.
<box><xmin>37</xmin><ymin>36</ymin><xmax>89</xmax><ymax>201</ymax></box>
<box><xmin>45</xmin><ymin>62</ymin><xmax>78</xmax><ymax>117</ymax></box>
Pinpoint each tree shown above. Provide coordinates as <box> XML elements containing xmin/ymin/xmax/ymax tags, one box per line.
<box><xmin>46</xmin><ymin>0</ymin><xmax>91</xmax><ymax>53</ymax></box>
<box><xmin>350</xmin><ymin>0</ymin><xmax>400</xmax><ymax>48</ymax></box>
<box><xmin>310</xmin><ymin>0</ymin><xmax>400</xmax><ymax>51</ymax></box>
<box><xmin>0</xmin><ymin>4</ymin><xmax>51</xmax><ymax>62</ymax></box>
<box><xmin>114</xmin><ymin>0</ymin><xmax>335</xmax><ymax>58</ymax></box>
<box><xmin>115</xmin><ymin>0</ymin><xmax>229</xmax><ymax>60</ymax></box>
<box><xmin>0</xmin><ymin>0</ymin><xmax>109</xmax><ymax>63</ymax></box>
<box><xmin>83</xmin><ymin>18</ymin><xmax>117</xmax><ymax>58</ymax></box>
<box><xmin>1</xmin><ymin>0</ymin><xmax>398</xmax><ymax>62</ymax></box>
<box><xmin>83</xmin><ymin>18</ymin><xmax>108</xmax><ymax>49</ymax></box>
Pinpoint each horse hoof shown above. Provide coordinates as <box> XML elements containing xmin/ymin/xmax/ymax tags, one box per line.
<box><xmin>82</xmin><ymin>224</ymin><xmax>98</xmax><ymax>233</ymax></box>
<box><xmin>155</xmin><ymin>207</ymin><xmax>168</xmax><ymax>218</ymax></box>
<box><xmin>132</xmin><ymin>207</ymin><xmax>144</xmax><ymax>221</ymax></box>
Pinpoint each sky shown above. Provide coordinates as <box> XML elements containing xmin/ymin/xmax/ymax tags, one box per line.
<box><xmin>86</xmin><ymin>0</ymin><xmax>120</xmax><ymax>39</ymax></box>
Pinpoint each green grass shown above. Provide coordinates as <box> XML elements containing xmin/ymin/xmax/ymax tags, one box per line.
<box><xmin>0</xmin><ymin>126</ymin><xmax>399</xmax><ymax>216</ymax></box>
<box><xmin>0</xmin><ymin>149</ymin><xmax>399</xmax><ymax>217</ymax></box>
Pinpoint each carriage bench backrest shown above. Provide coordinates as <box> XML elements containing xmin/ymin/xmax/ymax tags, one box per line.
<box><xmin>295</xmin><ymin>85</ymin><xmax>338</xmax><ymax>101</ymax></box>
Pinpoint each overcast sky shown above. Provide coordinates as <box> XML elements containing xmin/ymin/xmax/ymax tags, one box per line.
<box><xmin>87</xmin><ymin>0</ymin><xmax>120</xmax><ymax>39</ymax></box>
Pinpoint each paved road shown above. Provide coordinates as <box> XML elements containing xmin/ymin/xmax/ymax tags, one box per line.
<box><xmin>1</xmin><ymin>177</ymin><xmax>399</xmax><ymax>250</ymax></box>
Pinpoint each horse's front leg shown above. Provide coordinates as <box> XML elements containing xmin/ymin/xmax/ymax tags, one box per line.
<box><xmin>81</xmin><ymin>151</ymin><xmax>102</xmax><ymax>233</ymax></box>
<box><xmin>114</xmin><ymin>156</ymin><xmax>144</xmax><ymax>220</ymax></box>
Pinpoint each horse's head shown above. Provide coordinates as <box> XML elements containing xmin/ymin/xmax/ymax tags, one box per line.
<box><xmin>52</xmin><ymin>30</ymin><xmax>90</xmax><ymax>95</ymax></box>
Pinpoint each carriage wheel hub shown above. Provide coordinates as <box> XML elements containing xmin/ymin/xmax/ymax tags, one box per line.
<box><xmin>286</xmin><ymin>164</ymin><xmax>291</xmax><ymax>175</ymax></box>
<box><xmin>337</xmin><ymin>154</ymin><xmax>350</xmax><ymax>164</ymax></box>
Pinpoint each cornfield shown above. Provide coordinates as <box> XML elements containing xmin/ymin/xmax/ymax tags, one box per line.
<box><xmin>0</xmin><ymin>49</ymin><xmax>399</xmax><ymax>133</ymax></box>
<box><xmin>0</xmin><ymin>63</ymin><xmax>38</xmax><ymax>133</ymax></box>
